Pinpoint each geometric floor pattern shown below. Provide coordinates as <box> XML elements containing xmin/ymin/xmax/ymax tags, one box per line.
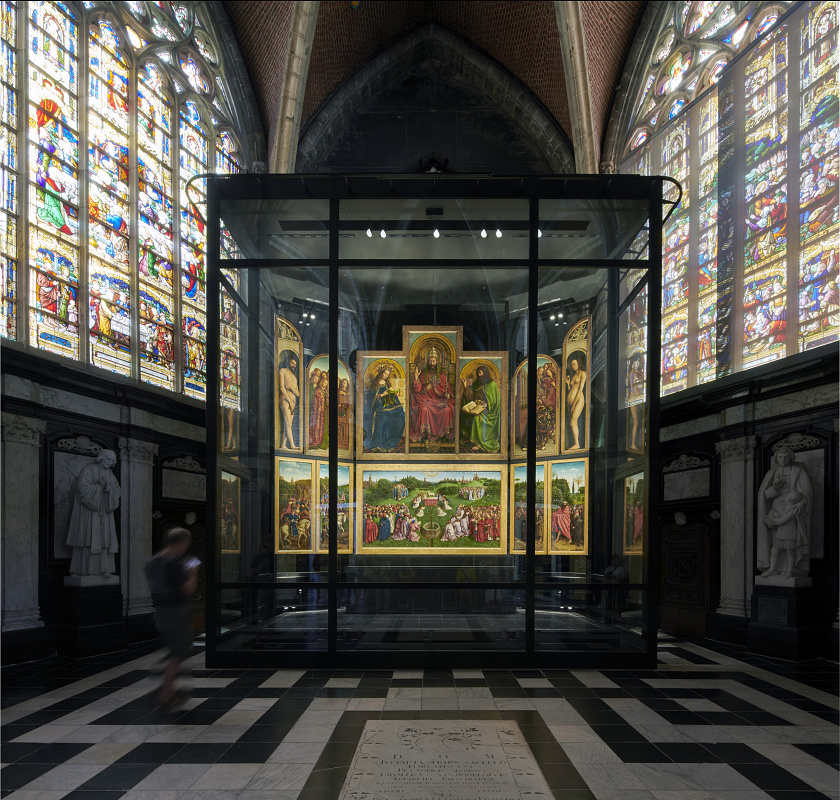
<box><xmin>2</xmin><ymin>637</ymin><xmax>837</xmax><ymax>800</ymax></box>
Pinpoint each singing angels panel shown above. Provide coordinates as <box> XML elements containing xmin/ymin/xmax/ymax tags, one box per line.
<box><xmin>358</xmin><ymin>465</ymin><xmax>507</xmax><ymax>555</ymax></box>
<box><xmin>306</xmin><ymin>355</ymin><xmax>354</xmax><ymax>458</ymax></box>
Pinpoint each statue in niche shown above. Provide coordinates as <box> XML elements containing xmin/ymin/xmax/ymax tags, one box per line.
<box><xmin>66</xmin><ymin>449</ymin><xmax>121</xmax><ymax>577</ymax></box>
<box><xmin>757</xmin><ymin>446</ymin><xmax>813</xmax><ymax>578</ymax></box>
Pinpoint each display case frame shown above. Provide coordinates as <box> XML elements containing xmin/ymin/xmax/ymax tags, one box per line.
<box><xmin>206</xmin><ymin>174</ymin><xmax>673</xmax><ymax>668</ymax></box>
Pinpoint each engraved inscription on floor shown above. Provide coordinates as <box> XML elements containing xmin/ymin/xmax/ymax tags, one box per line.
<box><xmin>339</xmin><ymin>720</ymin><xmax>553</xmax><ymax>800</ymax></box>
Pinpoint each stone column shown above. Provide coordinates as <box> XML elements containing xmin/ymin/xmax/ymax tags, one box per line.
<box><xmin>119</xmin><ymin>437</ymin><xmax>158</xmax><ymax>629</ymax></box>
<box><xmin>714</xmin><ymin>436</ymin><xmax>757</xmax><ymax>617</ymax></box>
<box><xmin>1</xmin><ymin>413</ymin><xmax>47</xmax><ymax>632</ymax></box>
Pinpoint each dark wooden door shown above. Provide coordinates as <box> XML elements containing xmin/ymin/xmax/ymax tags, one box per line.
<box><xmin>661</xmin><ymin>522</ymin><xmax>710</xmax><ymax>637</ymax></box>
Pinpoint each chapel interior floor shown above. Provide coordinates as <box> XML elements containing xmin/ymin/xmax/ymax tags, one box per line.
<box><xmin>1</xmin><ymin>636</ymin><xmax>837</xmax><ymax>800</ymax></box>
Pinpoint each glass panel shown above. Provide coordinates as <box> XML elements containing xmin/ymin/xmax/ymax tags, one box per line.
<box><xmin>219</xmin><ymin>198</ymin><xmax>330</xmax><ymax>260</ymax></box>
<box><xmin>340</xmin><ymin>198</ymin><xmax>529</xmax><ymax>261</ymax></box>
<box><xmin>539</xmin><ymin>198</ymin><xmax>650</xmax><ymax>261</ymax></box>
<box><xmin>0</xmin><ymin>0</ymin><xmax>16</xmax><ymax>340</ymax></box>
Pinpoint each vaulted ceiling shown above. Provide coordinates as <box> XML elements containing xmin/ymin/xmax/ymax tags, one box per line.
<box><xmin>224</xmin><ymin>0</ymin><xmax>646</xmax><ymax>172</ymax></box>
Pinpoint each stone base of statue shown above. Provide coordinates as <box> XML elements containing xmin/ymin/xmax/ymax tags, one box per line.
<box><xmin>63</xmin><ymin>574</ymin><xmax>121</xmax><ymax>588</ymax></box>
<box><xmin>746</xmin><ymin>582</ymin><xmax>823</xmax><ymax>661</ymax></box>
<box><xmin>56</xmin><ymin>583</ymin><xmax>126</xmax><ymax>658</ymax></box>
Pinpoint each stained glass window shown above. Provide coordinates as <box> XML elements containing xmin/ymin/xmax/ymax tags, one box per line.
<box><xmin>2</xmin><ymin>1</ymin><xmax>251</xmax><ymax>401</ymax></box>
<box><xmin>696</xmin><ymin>91</ymin><xmax>718</xmax><ymax>383</ymax></box>
<box><xmin>798</xmin><ymin>1</ymin><xmax>838</xmax><ymax>352</ymax></box>
<box><xmin>628</xmin><ymin>1</ymin><xmax>794</xmax><ymax>148</ymax></box>
<box><xmin>742</xmin><ymin>23</ymin><xmax>787</xmax><ymax>369</ymax></box>
<box><xmin>0</xmin><ymin>1</ymin><xmax>16</xmax><ymax>340</ymax></box>
<box><xmin>28</xmin><ymin>0</ymin><xmax>80</xmax><ymax>360</ymax></box>
<box><xmin>661</xmin><ymin>118</ymin><xmax>690</xmax><ymax>394</ymax></box>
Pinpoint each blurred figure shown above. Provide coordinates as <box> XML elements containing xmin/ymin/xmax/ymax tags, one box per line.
<box><xmin>145</xmin><ymin>527</ymin><xmax>198</xmax><ymax>711</ymax></box>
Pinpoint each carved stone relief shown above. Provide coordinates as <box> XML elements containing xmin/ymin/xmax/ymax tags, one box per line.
<box><xmin>664</xmin><ymin>468</ymin><xmax>711</xmax><ymax>501</ymax></box>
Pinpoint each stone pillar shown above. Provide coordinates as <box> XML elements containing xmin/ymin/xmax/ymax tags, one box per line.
<box><xmin>714</xmin><ymin>436</ymin><xmax>757</xmax><ymax>619</ymax></box>
<box><xmin>1</xmin><ymin>413</ymin><xmax>47</xmax><ymax>632</ymax></box>
<box><xmin>119</xmin><ymin>437</ymin><xmax>158</xmax><ymax>640</ymax></box>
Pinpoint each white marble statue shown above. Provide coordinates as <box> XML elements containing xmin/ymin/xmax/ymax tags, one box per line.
<box><xmin>66</xmin><ymin>449</ymin><xmax>121</xmax><ymax>576</ymax></box>
<box><xmin>757</xmin><ymin>446</ymin><xmax>812</xmax><ymax>578</ymax></box>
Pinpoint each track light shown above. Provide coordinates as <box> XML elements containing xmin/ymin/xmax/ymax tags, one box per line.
<box><xmin>550</xmin><ymin>314</ymin><xmax>555</xmax><ymax>320</ymax></box>
<box><xmin>558</xmin><ymin>312</ymin><xmax>564</xmax><ymax>318</ymax></box>
<box><xmin>538</xmin><ymin>229</ymin><xmax>542</xmax><ymax>238</ymax></box>
<box><xmin>495</xmin><ymin>229</ymin><xmax>502</xmax><ymax>238</ymax></box>
<box><xmin>481</xmin><ymin>229</ymin><xmax>487</xmax><ymax>238</ymax></box>
<box><xmin>380</xmin><ymin>229</ymin><xmax>386</xmax><ymax>238</ymax></box>
<box><xmin>433</xmin><ymin>228</ymin><xmax>440</xmax><ymax>238</ymax></box>
<box><xmin>366</xmin><ymin>228</ymin><xmax>372</xmax><ymax>237</ymax></box>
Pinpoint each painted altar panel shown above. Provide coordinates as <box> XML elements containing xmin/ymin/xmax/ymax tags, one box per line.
<box><xmin>547</xmin><ymin>459</ymin><xmax>589</xmax><ymax>555</ymax></box>
<box><xmin>622</xmin><ymin>471</ymin><xmax>645</xmax><ymax>555</ymax></box>
<box><xmin>305</xmin><ymin>355</ymin><xmax>354</xmax><ymax>458</ymax></box>
<box><xmin>561</xmin><ymin>318</ymin><xmax>591</xmax><ymax>454</ymax></box>
<box><xmin>404</xmin><ymin>328</ymin><xmax>460</xmax><ymax>456</ymax></box>
<box><xmin>457</xmin><ymin>354</ymin><xmax>508</xmax><ymax>458</ymax></box>
<box><xmin>220</xmin><ymin>471</ymin><xmax>241</xmax><ymax>554</ymax></box>
<box><xmin>510</xmin><ymin>463</ymin><xmax>547</xmax><ymax>553</ymax></box>
<box><xmin>357</xmin><ymin>465</ymin><xmax>507</xmax><ymax>555</ymax></box>
<box><xmin>274</xmin><ymin>458</ymin><xmax>315</xmax><ymax>554</ymax></box>
<box><xmin>315</xmin><ymin>461</ymin><xmax>353</xmax><ymax>553</ymax></box>
<box><xmin>357</xmin><ymin>353</ymin><xmax>407</xmax><ymax>458</ymax></box>
<box><xmin>274</xmin><ymin>316</ymin><xmax>303</xmax><ymax>453</ymax></box>
<box><xmin>511</xmin><ymin>356</ymin><xmax>560</xmax><ymax>459</ymax></box>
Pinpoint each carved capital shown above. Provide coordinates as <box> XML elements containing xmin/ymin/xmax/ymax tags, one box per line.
<box><xmin>663</xmin><ymin>454</ymin><xmax>711</xmax><ymax>473</ymax></box>
<box><xmin>715</xmin><ymin>436</ymin><xmax>756</xmax><ymax>463</ymax></box>
<box><xmin>773</xmin><ymin>431</ymin><xmax>822</xmax><ymax>453</ymax></box>
<box><xmin>1</xmin><ymin>414</ymin><xmax>47</xmax><ymax>447</ymax></box>
<box><xmin>119</xmin><ymin>437</ymin><xmax>158</xmax><ymax>465</ymax></box>
<box><xmin>162</xmin><ymin>454</ymin><xmax>206</xmax><ymax>474</ymax></box>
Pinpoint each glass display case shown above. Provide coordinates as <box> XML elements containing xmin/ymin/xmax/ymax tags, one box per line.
<box><xmin>207</xmin><ymin>174</ymin><xmax>669</xmax><ymax>668</ymax></box>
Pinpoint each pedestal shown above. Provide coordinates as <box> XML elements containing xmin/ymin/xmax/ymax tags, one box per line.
<box><xmin>746</xmin><ymin>583</ymin><xmax>823</xmax><ymax>661</ymax></box>
<box><xmin>56</xmin><ymin>585</ymin><xmax>127</xmax><ymax>658</ymax></box>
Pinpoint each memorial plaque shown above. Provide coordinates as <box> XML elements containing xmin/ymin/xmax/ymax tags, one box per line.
<box><xmin>757</xmin><ymin>596</ymin><xmax>789</xmax><ymax>626</ymax></box>
<box><xmin>338</xmin><ymin>720</ymin><xmax>554</xmax><ymax>800</ymax></box>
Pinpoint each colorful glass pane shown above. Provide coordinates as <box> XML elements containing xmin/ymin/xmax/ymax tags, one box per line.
<box><xmin>180</xmin><ymin>55</ymin><xmax>208</xmax><ymax>93</ymax></box>
<box><xmin>743</xmin><ymin>262</ymin><xmax>787</xmax><ymax>367</ymax></box>
<box><xmin>0</xmin><ymin>0</ymin><xmax>15</xmax><ymax>340</ymax></box>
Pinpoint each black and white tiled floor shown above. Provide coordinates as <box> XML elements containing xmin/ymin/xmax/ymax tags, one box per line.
<box><xmin>2</xmin><ymin>638</ymin><xmax>837</xmax><ymax>800</ymax></box>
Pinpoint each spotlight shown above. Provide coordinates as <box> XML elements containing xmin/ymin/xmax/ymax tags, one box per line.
<box><xmin>310</xmin><ymin>313</ymin><xmax>315</xmax><ymax>320</ymax></box>
<box><xmin>538</xmin><ymin>229</ymin><xmax>542</xmax><ymax>238</ymax></box>
<box><xmin>380</xmin><ymin>229</ymin><xmax>386</xmax><ymax>238</ymax></box>
<box><xmin>366</xmin><ymin>228</ymin><xmax>372</xmax><ymax>237</ymax></box>
<box><xmin>301</xmin><ymin>312</ymin><xmax>307</xmax><ymax>318</ymax></box>
<box><xmin>305</xmin><ymin>322</ymin><xmax>310</xmax><ymax>326</ymax></box>
<box><xmin>495</xmin><ymin>229</ymin><xmax>502</xmax><ymax>238</ymax></box>
<box><xmin>558</xmin><ymin>312</ymin><xmax>564</xmax><ymax>318</ymax></box>
<box><xmin>554</xmin><ymin>322</ymin><xmax>559</xmax><ymax>327</ymax></box>
<box><xmin>433</xmin><ymin>228</ymin><xmax>440</xmax><ymax>238</ymax></box>
<box><xmin>481</xmin><ymin>229</ymin><xmax>487</xmax><ymax>238</ymax></box>
<box><xmin>550</xmin><ymin>314</ymin><xmax>555</xmax><ymax>320</ymax></box>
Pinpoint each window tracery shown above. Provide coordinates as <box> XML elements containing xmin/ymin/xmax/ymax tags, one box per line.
<box><xmin>6</xmin><ymin>0</ymin><xmax>250</xmax><ymax>406</ymax></box>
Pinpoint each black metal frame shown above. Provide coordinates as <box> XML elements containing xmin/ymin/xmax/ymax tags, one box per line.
<box><xmin>206</xmin><ymin>174</ymin><xmax>666</xmax><ymax>669</ymax></box>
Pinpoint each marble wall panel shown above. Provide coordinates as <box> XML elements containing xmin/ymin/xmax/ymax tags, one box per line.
<box><xmin>663</xmin><ymin>467</ymin><xmax>710</xmax><ymax>501</ymax></box>
<box><xmin>162</xmin><ymin>468</ymin><xmax>206</xmax><ymax>501</ymax></box>
<box><xmin>796</xmin><ymin>448</ymin><xmax>825</xmax><ymax>560</ymax></box>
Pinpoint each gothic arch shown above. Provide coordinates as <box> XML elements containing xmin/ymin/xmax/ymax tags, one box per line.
<box><xmin>295</xmin><ymin>23</ymin><xmax>574</xmax><ymax>174</ymax></box>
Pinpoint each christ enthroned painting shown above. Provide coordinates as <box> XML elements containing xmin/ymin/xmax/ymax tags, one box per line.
<box><xmin>407</xmin><ymin>330</ymin><xmax>459</xmax><ymax>455</ymax></box>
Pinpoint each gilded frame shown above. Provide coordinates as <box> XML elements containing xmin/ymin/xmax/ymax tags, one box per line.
<box><xmin>509</xmin><ymin>463</ymin><xmax>548</xmax><ymax>553</ymax></box>
<box><xmin>511</xmin><ymin>355</ymin><xmax>560</xmax><ymax>459</ymax></box>
<box><xmin>220</xmin><ymin>470</ymin><xmax>241</xmax><ymax>554</ymax></box>
<box><xmin>547</xmin><ymin>458</ymin><xmax>589</xmax><ymax>556</ymax></box>
<box><xmin>356</xmin><ymin>352</ymin><xmax>408</xmax><ymax>459</ymax></box>
<box><xmin>356</xmin><ymin>463</ymin><xmax>508</xmax><ymax>555</ymax></box>
<box><xmin>305</xmin><ymin>354</ymin><xmax>354</xmax><ymax>458</ymax></box>
<box><xmin>457</xmin><ymin>353</ymin><xmax>509</xmax><ymax>459</ymax></box>
<box><xmin>560</xmin><ymin>317</ymin><xmax>591</xmax><ymax>454</ymax></box>
<box><xmin>315</xmin><ymin>460</ymin><xmax>354</xmax><ymax>554</ymax></box>
<box><xmin>274</xmin><ymin>316</ymin><xmax>304</xmax><ymax>453</ymax></box>
<box><xmin>622</xmin><ymin>471</ymin><xmax>646</xmax><ymax>555</ymax></box>
<box><xmin>274</xmin><ymin>457</ymin><xmax>316</xmax><ymax>554</ymax></box>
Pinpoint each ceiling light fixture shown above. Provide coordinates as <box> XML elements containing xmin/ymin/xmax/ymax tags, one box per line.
<box><xmin>538</xmin><ymin>229</ymin><xmax>542</xmax><ymax>238</ymax></box>
<box><xmin>433</xmin><ymin>228</ymin><xmax>440</xmax><ymax>238</ymax></box>
<box><xmin>481</xmin><ymin>229</ymin><xmax>487</xmax><ymax>238</ymax></box>
<box><xmin>495</xmin><ymin>229</ymin><xmax>502</xmax><ymax>238</ymax></box>
<box><xmin>366</xmin><ymin>228</ymin><xmax>372</xmax><ymax>237</ymax></box>
<box><xmin>380</xmin><ymin>229</ymin><xmax>386</xmax><ymax>238</ymax></box>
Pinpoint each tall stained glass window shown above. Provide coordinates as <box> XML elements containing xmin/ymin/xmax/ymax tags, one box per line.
<box><xmin>28</xmin><ymin>0</ymin><xmax>80</xmax><ymax>360</ymax></box>
<box><xmin>798</xmin><ymin>1</ymin><xmax>838</xmax><ymax>352</ymax></box>
<box><xmin>696</xmin><ymin>91</ymin><xmax>718</xmax><ymax>382</ymax></box>
<box><xmin>661</xmin><ymin>118</ymin><xmax>690</xmax><ymax>394</ymax></box>
<box><xmin>4</xmin><ymin>1</ymin><xmax>250</xmax><ymax>401</ymax></box>
<box><xmin>0</xmin><ymin>1</ymin><xmax>16</xmax><ymax>340</ymax></box>
<box><xmin>621</xmin><ymin>1</ymin><xmax>836</xmax><ymax>396</ymax></box>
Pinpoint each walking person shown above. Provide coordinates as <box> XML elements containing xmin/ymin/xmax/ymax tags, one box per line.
<box><xmin>145</xmin><ymin>527</ymin><xmax>198</xmax><ymax>711</ymax></box>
